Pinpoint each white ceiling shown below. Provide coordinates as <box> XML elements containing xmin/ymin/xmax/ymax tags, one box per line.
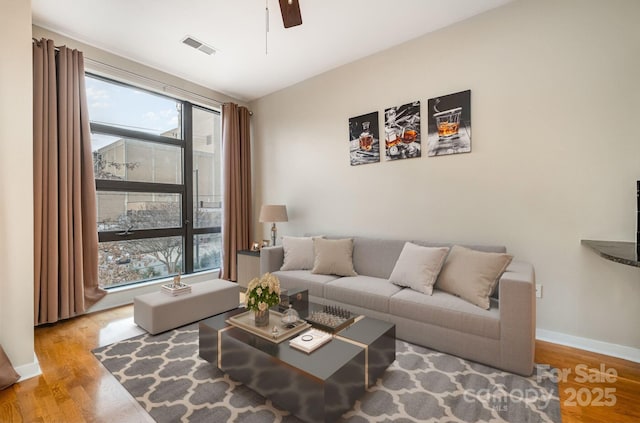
<box><xmin>31</xmin><ymin>0</ymin><xmax>513</xmax><ymax>102</ymax></box>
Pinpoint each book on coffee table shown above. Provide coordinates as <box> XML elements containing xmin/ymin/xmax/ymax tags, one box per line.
<box><xmin>289</xmin><ymin>328</ymin><xmax>332</xmax><ymax>353</ymax></box>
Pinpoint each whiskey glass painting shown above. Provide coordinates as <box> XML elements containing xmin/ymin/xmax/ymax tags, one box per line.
<box><xmin>427</xmin><ymin>90</ymin><xmax>471</xmax><ymax>157</ymax></box>
<box><xmin>384</xmin><ymin>101</ymin><xmax>421</xmax><ymax>161</ymax></box>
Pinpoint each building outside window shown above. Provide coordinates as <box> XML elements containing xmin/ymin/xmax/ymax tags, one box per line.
<box><xmin>86</xmin><ymin>74</ymin><xmax>222</xmax><ymax>289</ymax></box>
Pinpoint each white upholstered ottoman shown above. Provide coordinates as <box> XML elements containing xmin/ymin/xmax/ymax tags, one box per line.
<box><xmin>134</xmin><ymin>279</ymin><xmax>240</xmax><ymax>335</ymax></box>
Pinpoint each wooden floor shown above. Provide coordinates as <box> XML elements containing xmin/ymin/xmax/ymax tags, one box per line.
<box><xmin>536</xmin><ymin>340</ymin><xmax>640</xmax><ymax>422</ymax></box>
<box><xmin>0</xmin><ymin>306</ymin><xmax>151</xmax><ymax>423</ymax></box>
<box><xmin>0</xmin><ymin>305</ymin><xmax>638</xmax><ymax>423</ymax></box>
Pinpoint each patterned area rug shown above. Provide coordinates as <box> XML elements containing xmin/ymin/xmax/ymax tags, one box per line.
<box><xmin>93</xmin><ymin>323</ymin><xmax>561</xmax><ymax>422</ymax></box>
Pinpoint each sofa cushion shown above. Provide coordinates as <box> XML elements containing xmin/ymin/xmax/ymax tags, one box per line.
<box><xmin>324</xmin><ymin>276</ymin><xmax>403</xmax><ymax>313</ymax></box>
<box><xmin>273</xmin><ymin>270</ymin><xmax>339</xmax><ymax>298</ymax></box>
<box><xmin>280</xmin><ymin>236</ymin><xmax>323</xmax><ymax>271</ymax></box>
<box><xmin>411</xmin><ymin>240</ymin><xmax>507</xmax><ymax>254</ymax></box>
<box><xmin>436</xmin><ymin>245</ymin><xmax>513</xmax><ymax>309</ymax></box>
<box><xmin>312</xmin><ymin>238</ymin><xmax>357</xmax><ymax>276</ymax></box>
<box><xmin>389</xmin><ymin>288</ymin><xmax>500</xmax><ymax>339</ymax></box>
<box><xmin>352</xmin><ymin>237</ymin><xmax>407</xmax><ymax>278</ymax></box>
<box><xmin>492</xmin><ymin>259</ymin><xmax>534</xmax><ymax>299</ymax></box>
<box><xmin>327</xmin><ymin>236</ymin><xmax>505</xmax><ymax>278</ymax></box>
<box><xmin>389</xmin><ymin>243</ymin><xmax>449</xmax><ymax>295</ymax></box>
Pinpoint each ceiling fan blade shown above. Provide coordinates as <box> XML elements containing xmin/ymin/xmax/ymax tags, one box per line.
<box><xmin>279</xmin><ymin>0</ymin><xmax>302</xmax><ymax>28</ymax></box>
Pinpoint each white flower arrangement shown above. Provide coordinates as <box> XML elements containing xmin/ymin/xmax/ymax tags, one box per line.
<box><xmin>246</xmin><ymin>273</ymin><xmax>281</xmax><ymax>312</ymax></box>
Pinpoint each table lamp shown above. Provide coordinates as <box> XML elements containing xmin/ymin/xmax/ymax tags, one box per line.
<box><xmin>259</xmin><ymin>205</ymin><xmax>288</xmax><ymax>246</ymax></box>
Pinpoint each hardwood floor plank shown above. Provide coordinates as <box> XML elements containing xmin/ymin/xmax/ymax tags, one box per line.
<box><xmin>1</xmin><ymin>305</ymin><xmax>148</xmax><ymax>423</ymax></box>
<box><xmin>1</xmin><ymin>304</ymin><xmax>637</xmax><ymax>422</ymax></box>
<box><xmin>535</xmin><ymin>339</ymin><xmax>640</xmax><ymax>423</ymax></box>
<box><xmin>0</xmin><ymin>388</ymin><xmax>21</xmax><ymax>423</ymax></box>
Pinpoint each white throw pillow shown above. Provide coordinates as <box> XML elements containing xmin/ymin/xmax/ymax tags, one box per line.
<box><xmin>436</xmin><ymin>245</ymin><xmax>513</xmax><ymax>309</ymax></box>
<box><xmin>280</xmin><ymin>236</ymin><xmax>323</xmax><ymax>271</ymax></box>
<box><xmin>311</xmin><ymin>238</ymin><xmax>357</xmax><ymax>276</ymax></box>
<box><xmin>388</xmin><ymin>242</ymin><xmax>450</xmax><ymax>295</ymax></box>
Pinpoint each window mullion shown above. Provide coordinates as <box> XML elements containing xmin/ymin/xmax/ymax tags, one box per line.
<box><xmin>98</xmin><ymin>227</ymin><xmax>183</xmax><ymax>242</ymax></box>
<box><xmin>183</xmin><ymin>103</ymin><xmax>194</xmax><ymax>274</ymax></box>
<box><xmin>95</xmin><ymin>180</ymin><xmax>183</xmax><ymax>193</ymax></box>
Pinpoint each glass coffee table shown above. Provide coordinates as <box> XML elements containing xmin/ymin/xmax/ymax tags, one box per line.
<box><xmin>199</xmin><ymin>303</ymin><xmax>395</xmax><ymax>423</ymax></box>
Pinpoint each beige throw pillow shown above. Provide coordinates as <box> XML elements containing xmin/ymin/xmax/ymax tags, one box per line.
<box><xmin>280</xmin><ymin>236</ymin><xmax>324</xmax><ymax>271</ymax></box>
<box><xmin>389</xmin><ymin>243</ymin><xmax>449</xmax><ymax>295</ymax></box>
<box><xmin>436</xmin><ymin>245</ymin><xmax>513</xmax><ymax>309</ymax></box>
<box><xmin>311</xmin><ymin>238</ymin><xmax>357</xmax><ymax>277</ymax></box>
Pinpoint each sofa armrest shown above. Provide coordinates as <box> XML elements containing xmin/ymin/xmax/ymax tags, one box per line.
<box><xmin>498</xmin><ymin>260</ymin><xmax>536</xmax><ymax>376</ymax></box>
<box><xmin>260</xmin><ymin>246</ymin><xmax>284</xmax><ymax>275</ymax></box>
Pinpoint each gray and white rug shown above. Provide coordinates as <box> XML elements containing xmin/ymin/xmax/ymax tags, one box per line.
<box><xmin>93</xmin><ymin>323</ymin><xmax>561</xmax><ymax>422</ymax></box>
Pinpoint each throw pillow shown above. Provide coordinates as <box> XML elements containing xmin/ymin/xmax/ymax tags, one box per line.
<box><xmin>0</xmin><ymin>345</ymin><xmax>20</xmax><ymax>390</ymax></box>
<box><xmin>388</xmin><ymin>242</ymin><xmax>449</xmax><ymax>295</ymax></box>
<box><xmin>311</xmin><ymin>238</ymin><xmax>357</xmax><ymax>277</ymax></box>
<box><xmin>280</xmin><ymin>236</ymin><xmax>324</xmax><ymax>271</ymax></box>
<box><xmin>436</xmin><ymin>245</ymin><xmax>513</xmax><ymax>310</ymax></box>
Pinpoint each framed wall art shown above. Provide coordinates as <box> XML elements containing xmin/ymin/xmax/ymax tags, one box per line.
<box><xmin>384</xmin><ymin>101</ymin><xmax>421</xmax><ymax>161</ymax></box>
<box><xmin>348</xmin><ymin>111</ymin><xmax>380</xmax><ymax>166</ymax></box>
<box><xmin>427</xmin><ymin>90</ymin><xmax>471</xmax><ymax>157</ymax></box>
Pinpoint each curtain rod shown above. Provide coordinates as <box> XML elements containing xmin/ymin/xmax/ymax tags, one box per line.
<box><xmin>32</xmin><ymin>38</ymin><xmax>250</xmax><ymax>112</ymax></box>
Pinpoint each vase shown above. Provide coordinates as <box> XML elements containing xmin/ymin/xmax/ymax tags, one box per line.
<box><xmin>254</xmin><ymin>309</ymin><xmax>269</xmax><ymax>327</ymax></box>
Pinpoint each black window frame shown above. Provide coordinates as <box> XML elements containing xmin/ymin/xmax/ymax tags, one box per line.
<box><xmin>88</xmin><ymin>73</ymin><xmax>221</xmax><ymax>288</ymax></box>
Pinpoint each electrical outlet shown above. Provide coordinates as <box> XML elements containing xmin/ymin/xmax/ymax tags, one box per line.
<box><xmin>535</xmin><ymin>284</ymin><xmax>542</xmax><ymax>298</ymax></box>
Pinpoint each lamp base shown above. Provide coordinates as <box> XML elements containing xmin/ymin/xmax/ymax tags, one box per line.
<box><xmin>271</xmin><ymin>223</ymin><xmax>277</xmax><ymax>246</ymax></box>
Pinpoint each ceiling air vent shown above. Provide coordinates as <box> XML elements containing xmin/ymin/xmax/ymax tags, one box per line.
<box><xmin>181</xmin><ymin>36</ymin><xmax>216</xmax><ymax>56</ymax></box>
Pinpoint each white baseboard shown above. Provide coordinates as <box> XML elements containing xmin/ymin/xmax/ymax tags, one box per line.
<box><xmin>15</xmin><ymin>352</ymin><xmax>41</xmax><ymax>382</ymax></box>
<box><xmin>536</xmin><ymin>329</ymin><xmax>640</xmax><ymax>363</ymax></box>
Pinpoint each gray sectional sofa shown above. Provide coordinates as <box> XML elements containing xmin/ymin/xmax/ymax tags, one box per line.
<box><xmin>260</xmin><ymin>236</ymin><xmax>535</xmax><ymax>376</ymax></box>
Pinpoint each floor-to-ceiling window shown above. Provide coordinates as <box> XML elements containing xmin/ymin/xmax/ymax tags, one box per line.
<box><xmin>86</xmin><ymin>74</ymin><xmax>222</xmax><ymax>289</ymax></box>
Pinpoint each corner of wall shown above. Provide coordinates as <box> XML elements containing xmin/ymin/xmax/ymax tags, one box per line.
<box><xmin>15</xmin><ymin>353</ymin><xmax>42</xmax><ymax>382</ymax></box>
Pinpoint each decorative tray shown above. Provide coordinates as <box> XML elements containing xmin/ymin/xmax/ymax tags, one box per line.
<box><xmin>226</xmin><ymin>309</ymin><xmax>310</xmax><ymax>344</ymax></box>
<box><xmin>304</xmin><ymin>305</ymin><xmax>356</xmax><ymax>333</ymax></box>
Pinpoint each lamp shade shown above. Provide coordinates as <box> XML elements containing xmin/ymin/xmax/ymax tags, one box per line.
<box><xmin>259</xmin><ymin>205</ymin><xmax>288</xmax><ymax>223</ymax></box>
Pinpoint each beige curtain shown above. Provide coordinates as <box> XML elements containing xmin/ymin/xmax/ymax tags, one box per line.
<box><xmin>221</xmin><ymin>103</ymin><xmax>252</xmax><ymax>281</ymax></box>
<box><xmin>33</xmin><ymin>39</ymin><xmax>106</xmax><ymax>325</ymax></box>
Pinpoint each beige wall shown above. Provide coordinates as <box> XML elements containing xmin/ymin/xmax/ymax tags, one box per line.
<box><xmin>251</xmin><ymin>0</ymin><xmax>640</xmax><ymax>354</ymax></box>
<box><xmin>0</xmin><ymin>0</ymin><xmax>34</xmax><ymax>367</ymax></box>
